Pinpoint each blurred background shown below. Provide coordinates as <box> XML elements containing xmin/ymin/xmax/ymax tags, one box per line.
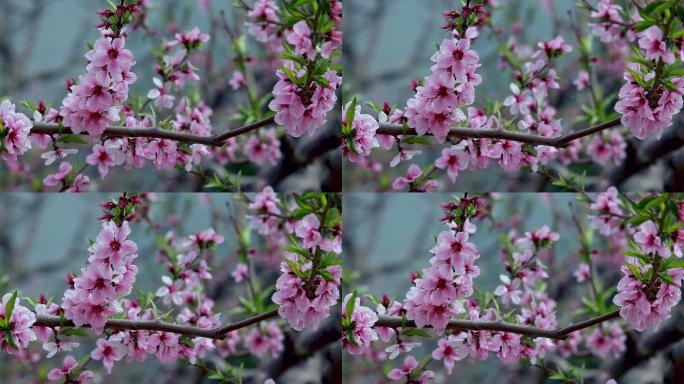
<box><xmin>342</xmin><ymin>0</ymin><xmax>684</xmax><ymax>192</ymax></box>
<box><xmin>0</xmin><ymin>193</ymin><xmax>340</xmax><ymax>383</ymax></box>
<box><xmin>343</xmin><ymin>193</ymin><xmax>684</xmax><ymax>383</ymax></box>
<box><xmin>0</xmin><ymin>0</ymin><xmax>341</xmax><ymax>192</ymax></box>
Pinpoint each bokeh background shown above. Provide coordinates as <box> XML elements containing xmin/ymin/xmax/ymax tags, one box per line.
<box><xmin>0</xmin><ymin>0</ymin><xmax>341</xmax><ymax>192</ymax></box>
<box><xmin>343</xmin><ymin>193</ymin><xmax>684</xmax><ymax>383</ymax></box>
<box><xmin>342</xmin><ymin>0</ymin><xmax>684</xmax><ymax>192</ymax></box>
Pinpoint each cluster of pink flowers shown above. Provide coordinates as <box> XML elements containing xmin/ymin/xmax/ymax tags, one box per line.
<box><xmin>388</xmin><ymin>355</ymin><xmax>435</xmax><ymax>383</ymax></box>
<box><xmin>60</xmin><ymin>33</ymin><xmax>136</xmax><ymax>138</ymax></box>
<box><xmin>243</xmin><ymin>128</ymin><xmax>282</xmax><ymax>166</ymax></box>
<box><xmin>614</xmin><ymin>21</ymin><xmax>684</xmax><ymax>140</ymax></box>
<box><xmin>61</xmin><ymin>220</ymin><xmax>139</xmax><ymax>333</ymax></box>
<box><xmin>245</xmin><ymin>187</ymin><xmax>342</xmax><ymax>331</ymax></box>
<box><xmin>615</xmin><ymin>63</ymin><xmax>684</xmax><ymax>140</ymax></box>
<box><xmin>47</xmin><ymin>355</ymin><xmax>93</xmax><ymax>382</ymax></box>
<box><xmin>377</xmin><ymin>32</ymin><xmax>572</xmax><ymax>189</ymax></box>
<box><xmin>586</xmin><ymin>129</ymin><xmax>626</xmax><ymax>166</ymax></box>
<box><xmin>586</xmin><ymin>322</ymin><xmax>626</xmax><ymax>358</ymax></box>
<box><xmin>614</xmin><ymin>219</ymin><xmax>684</xmax><ymax>331</ymax></box>
<box><xmin>271</xmin><ymin>245</ymin><xmax>341</xmax><ymax>331</ymax></box>
<box><xmin>269</xmin><ymin>64</ymin><xmax>341</xmax><ymax>137</ymax></box>
<box><xmin>402</xmin><ymin>225</ymin><xmax>480</xmax><ymax>332</ymax></box>
<box><xmin>246</xmin><ymin>0</ymin><xmax>282</xmax><ymax>52</ymax></box>
<box><xmin>404</xmin><ymin>27</ymin><xmax>482</xmax><ymax>143</ymax></box>
<box><xmin>266</xmin><ymin>2</ymin><xmax>342</xmax><ymax>138</ymax></box>
<box><xmin>0</xmin><ymin>100</ymin><xmax>33</xmax><ymax>162</ymax></box>
<box><xmin>244</xmin><ymin>320</ymin><xmax>284</xmax><ymax>358</ymax></box>
<box><xmin>0</xmin><ymin>293</ymin><xmax>36</xmax><ymax>355</ymax></box>
<box><xmin>590</xmin><ymin>0</ymin><xmax>626</xmax><ymax>44</ymax></box>
<box><xmin>342</xmin><ymin>293</ymin><xmax>378</xmax><ymax>355</ymax></box>
<box><xmin>342</xmin><ymin>101</ymin><xmax>380</xmax><ymax>163</ymax></box>
<box><xmin>589</xmin><ymin>187</ymin><xmax>627</xmax><ymax>239</ymax></box>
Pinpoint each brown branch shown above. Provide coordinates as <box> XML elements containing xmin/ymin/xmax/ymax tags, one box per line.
<box><xmin>376</xmin><ymin>117</ymin><xmax>621</xmax><ymax>148</ymax></box>
<box><xmin>375</xmin><ymin>309</ymin><xmax>620</xmax><ymax>340</ymax></box>
<box><xmin>33</xmin><ymin>309</ymin><xmax>279</xmax><ymax>340</ymax></box>
<box><xmin>29</xmin><ymin>116</ymin><xmax>276</xmax><ymax>147</ymax></box>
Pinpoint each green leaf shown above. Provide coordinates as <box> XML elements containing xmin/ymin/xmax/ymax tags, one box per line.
<box><xmin>4</xmin><ymin>291</ymin><xmax>17</xmax><ymax>325</ymax></box>
<box><xmin>5</xmin><ymin>329</ymin><xmax>18</xmax><ymax>349</ymax></box>
<box><xmin>60</xmin><ymin>328</ymin><xmax>89</xmax><ymax>337</ymax></box>
<box><xmin>58</xmin><ymin>134</ymin><xmax>89</xmax><ymax>144</ymax></box>
<box><xmin>344</xmin><ymin>97</ymin><xmax>357</xmax><ymax>135</ymax></box>
<box><xmin>345</xmin><ymin>290</ymin><xmax>357</xmax><ymax>322</ymax></box>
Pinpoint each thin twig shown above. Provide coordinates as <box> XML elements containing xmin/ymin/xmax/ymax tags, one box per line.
<box><xmin>30</xmin><ymin>116</ymin><xmax>276</xmax><ymax>147</ymax></box>
<box><xmin>376</xmin><ymin>117</ymin><xmax>622</xmax><ymax>148</ymax></box>
<box><xmin>34</xmin><ymin>309</ymin><xmax>279</xmax><ymax>340</ymax></box>
<box><xmin>375</xmin><ymin>309</ymin><xmax>620</xmax><ymax>340</ymax></box>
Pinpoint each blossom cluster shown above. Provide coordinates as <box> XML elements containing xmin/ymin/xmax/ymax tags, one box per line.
<box><xmin>0</xmin><ymin>101</ymin><xmax>33</xmax><ymax>162</ymax></box>
<box><xmin>61</xmin><ymin>200</ymin><xmax>141</xmax><ymax>333</ymax></box>
<box><xmin>597</xmin><ymin>2</ymin><xmax>684</xmax><ymax>140</ymax></box>
<box><xmin>262</xmin><ymin>1</ymin><xmax>343</xmax><ymax>137</ymax></box>
<box><xmin>60</xmin><ymin>33</ymin><xmax>137</xmax><ymax>139</ymax></box>
<box><xmin>615</xmin><ymin>60</ymin><xmax>684</xmax><ymax>140</ymax></box>
<box><xmin>247</xmin><ymin>187</ymin><xmax>343</xmax><ymax>331</ymax></box>
<box><xmin>614</xmin><ymin>219</ymin><xmax>684</xmax><ymax>331</ymax></box>
<box><xmin>403</xmin><ymin>26</ymin><xmax>482</xmax><ymax>143</ymax></box>
<box><xmin>0</xmin><ymin>292</ymin><xmax>36</xmax><ymax>355</ymax></box>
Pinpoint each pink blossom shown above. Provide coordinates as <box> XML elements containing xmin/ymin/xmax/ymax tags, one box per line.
<box><xmin>432</xmin><ymin>336</ymin><xmax>466</xmax><ymax>374</ymax></box>
<box><xmin>86</xmin><ymin>142</ymin><xmax>123</xmax><ymax>178</ymax></box>
<box><xmin>587</xmin><ymin>129</ymin><xmax>626</xmax><ymax>166</ymax></box>
<box><xmin>536</xmin><ymin>36</ymin><xmax>573</xmax><ymax>58</ymax></box>
<box><xmin>156</xmin><ymin>276</ymin><xmax>185</xmax><ymax>306</ymax></box>
<box><xmin>145</xmin><ymin>331</ymin><xmax>181</xmax><ymax>364</ymax></box>
<box><xmin>47</xmin><ymin>355</ymin><xmax>78</xmax><ymax>381</ymax></box>
<box><xmin>272</xmin><ymin>254</ymin><xmax>340</xmax><ymax>331</ymax></box>
<box><xmin>574</xmin><ymin>263</ymin><xmax>591</xmax><ymax>283</ymax></box>
<box><xmin>246</xmin><ymin>0</ymin><xmax>280</xmax><ymax>46</ymax></box>
<box><xmin>494</xmin><ymin>274</ymin><xmax>522</xmax><ymax>305</ymax></box>
<box><xmin>90</xmin><ymin>338</ymin><xmax>124</xmax><ymax>374</ymax></box>
<box><xmin>147</xmin><ymin>77</ymin><xmax>175</xmax><ymax>109</ymax></box>
<box><xmin>0</xmin><ymin>293</ymin><xmax>36</xmax><ymax>354</ymax></box>
<box><xmin>574</xmin><ymin>70</ymin><xmax>590</xmax><ymax>90</ymax></box>
<box><xmin>243</xmin><ymin>129</ymin><xmax>282</xmax><ymax>166</ymax></box>
<box><xmin>488</xmin><ymin>332</ymin><xmax>522</xmax><ymax>364</ymax></box>
<box><xmin>390</xmin><ymin>149</ymin><xmax>422</xmax><ymax>168</ymax></box>
<box><xmin>590</xmin><ymin>0</ymin><xmax>624</xmax><ymax>43</ymax></box>
<box><xmin>638</xmin><ymin>27</ymin><xmax>675</xmax><ymax>64</ymax></box>
<box><xmin>41</xmin><ymin>148</ymin><xmax>78</xmax><ymax>166</ymax></box>
<box><xmin>634</xmin><ymin>221</ymin><xmax>670</xmax><ymax>257</ymax></box>
<box><xmin>434</xmin><ymin>143</ymin><xmax>470</xmax><ymax>182</ymax></box>
<box><xmin>244</xmin><ymin>321</ymin><xmax>283</xmax><ymax>358</ymax></box>
<box><xmin>88</xmin><ymin>220</ymin><xmax>137</xmax><ymax>266</ymax></box>
<box><xmin>388</xmin><ymin>355</ymin><xmax>419</xmax><ymax>381</ymax></box>
<box><xmin>229</xmin><ymin>71</ymin><xmax>245</xmax><ymax>90</ymax></box>
<box><xmin>249</xmin><ymin>186</ymin><xmax>281</xmax><ymax>214</ymax></box>
<box><xmin>392</xmin><ymin>164</ymin><xmax>423</xmax><ymax>190</ymax></box>
<box><xmin>614</xmin><ymin>266</ymin><xmax>684</xmax><ymax>331</ymax></box>
<box><xmin>343</xmin><ymin>101</ymin><xmax>379</xmax><ymax>162</ymax></box>
<box><xmin>171</xmin><ymin>27</ymin><xmax>210</xmax><ymax>49</ymax></box>
<box><xmin>43</xmin><ymin>161</ymin><xmax>74</xmax><ymax>187</ymax></box>
<box><xmin>269</xmin><ymin>67</ymin><xmax>340</xmax><ymax>138</ymax></box>
<box><xmin>285</xmin><ymin>21</ymin><xmax>316</xmax><ymax>60</ymax></box>
<box><xmin>232</xmin><ymin>263</ymin><xmax>249</xmax><ymax>283</ymax></box>
<box><xmin>0</xmin><ymin>100</ymin><xmax>33</xmax><ymax>161</ymax></box>
<box><xmin>586</xmin><ymin>322</ymin><xmax>626</xmax><ymax>358</ymax></box>
<box><xmin>143</xmin><ymin>139</ymin><xmax>178</xmax><ymax>170</ymax></box>
<box><xmin>87</xmin><ymin>37</ymin><xmax>136</xmax><ymax>80</ymax></box>
<box><xmin>294</xmin><ymin>214</ymin><xmax>321</xmax><ymax>249</ymax></box>
<box><xmin>342</xmin><ymin>294</ymin><xmax>378</xmax><ymax>355</ymax></box>
<box><xmin>385</xmin><ymin>340</ymin><xmax>421</xmax><ymax>360</ymax></box>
